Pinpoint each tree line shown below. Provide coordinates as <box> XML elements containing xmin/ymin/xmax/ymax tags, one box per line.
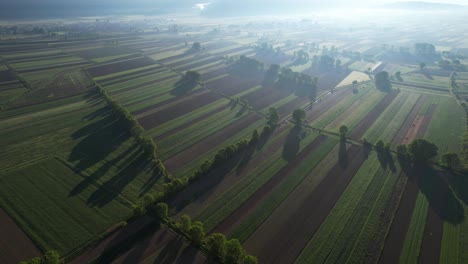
<box><xmin>154</xmin><ymin>202</ymin><xmax>258</xmax><ymax>264</ymax></box>
<box><xmin>264</xmin><ymin>64</ymin><xmax>318</xmax><ymax>101</ymax></box>
<box><xmin>96</xmin><ymin>86</ymin><xmax>169</xmax><ymax>178</ymax></box>
<box><xmin>20</xmin><ymin>250</ymin><xmax>60</xmax><ymax>264</ymax></box>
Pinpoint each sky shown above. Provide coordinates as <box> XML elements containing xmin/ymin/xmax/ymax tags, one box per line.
<box><xmin>0</xmin><ymin>0</ymin><xmax>466</xmax><ymax>19</ymax></box>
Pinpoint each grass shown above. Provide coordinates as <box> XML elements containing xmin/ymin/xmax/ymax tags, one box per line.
<box><xmin>295</xmin><ymin>153</ymin><xmax>382</xmax><ymax>263</ymax></box>
<box><xmin>0</xmin><ymin>158</ymin><xmax>131</xmax><ymax>254</ymax></box>
<box><xmin>0</xmin><ymin>95</ymin><xmax>165</xmax><ymax>256</ymax></box>
<box><xmin>423</xmin><ymin>96</ymin><xmax>465</xmax><ymax>156</ymax></box>
<box><xmin>399</xmin><ymin>191</ymin><xmax>430</xmax><ymax>264</ymax></box>
<box><xmin>403</xmin><ymin>73</ymin><xmax>450</xmax><ymax>88</ymax></box>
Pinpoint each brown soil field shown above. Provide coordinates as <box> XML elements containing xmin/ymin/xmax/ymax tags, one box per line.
<box><xmin>0</xmin><ymin>70</ymin><xmax>17</xmax><ymax>82</ymax></box>
<box><xmin>71</xmin><ymin>46</ymin><xmax>135</xmax><ymax>59</ymax></box>
<box><xmin>137</xmin><ymin>91</ymin><xmax>222</xmax><ymax>129</ymax></box>
<box><xmin>0</xmin><ymin>208</ymin><xmax>41</xmax><ymax>264</ymax></box>
<box><xmin>164</xmin><ymin>113</ymin><xmax>262</xmax><ymax>173</ymax></box>
<box><xmin>391</xmin><ymin>95</ymin><xmax>426</xmax><ymax>146</ymax></box>
<box><xmin>246</xmin><ymin>145</ymin><xmax>365</xmax><ymax>264</ymax></box>
<box><xmin>87</xmin><ymin>57</ymin><xmax>155</xmax><ymax>77</ymax></box>
<box><xmin>213</xmin><ymin>135</ymin><xmax>328</xmax><ymax>235</ymax></box>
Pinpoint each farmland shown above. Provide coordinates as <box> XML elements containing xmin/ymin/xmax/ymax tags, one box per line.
<box><xmin>0</xmin><ymin>8</ymin><xmax>467</xmax><ymax>264</ymax></box>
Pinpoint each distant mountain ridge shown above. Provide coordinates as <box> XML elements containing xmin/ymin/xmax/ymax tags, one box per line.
<box><xmin>384</xmin><ymin>1</ymin><xmax>468</xmax><ymax>10</ymax></box>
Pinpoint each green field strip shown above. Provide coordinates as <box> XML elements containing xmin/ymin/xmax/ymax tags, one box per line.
<box><xmin>112</xmin><ymin>78</ymin><xmax>178</xmax><ymax>106</ymax></box>
<box><xmin>172</xmin><ymin>56</ymin><xmax>219</xmax><ymax>70</ymax></box>
<box><xmin>423</xmin><ymin>96</ymin><xmax>465</xmax><ymax>155</ymax></box>
<box><xmin>295</xmin><ymin>154</ymin><xmax>383</xmax><ymax>263</ymax></box>
<box><xmin>0</xmin><ymin>93</ymin><xmax>85</xmax><ymax>120</ymax></box>
<box><xmin>158</xmin><ymin>107</ymin><xmax>245</xmax><ymax>159</ymax></box>
<box><xmin>11</xmin><ymin>56</ymin><xmax>85</xmax><ymax>70</ymax></box>
<box><xmin>98</xmin><ymin>66</ymin><xmax>166</xmax><ymax>86</ymax></box>
<box><xmin>21</xmin><ymin>64</ymin><xmax>94</xmax><ymax>82</ymax></box>
<box><xmin>363</xmin><ymin>92</ymin><xmax>418</xmax><ymax>142</ymax></box>
<box><xmin>0</xmin><ymin>158</ymin><xmax>131</xmax><ymax>254</ymax></box>
<box><xmin>229</xmin><ymin>138</ymin><xmax>338</xmax><ymax>242</ymax></box>
<box><xmin>397</xmin><ymin>84</ymin><xmax>451</xmax><ymax>97</ymax></box>
<box><xmin>145</xmin><ymin>98</ymin><xmax>233</xmax><ymax>138</ymax></box>
<box><xmin>172</xmin><ymin>116</ymin><xmax>268</xmax><ymax>177</ymax></box>
<box><xmin>323</xmin><ymin>168</ymin><xmax>400</xmax><ymax>264</ymax></box>
<box><xmin>197</xmin><ymin>128</ymin><xmax>324</xmax><ymax>231</ymax></box>
<box><xmin>105</xmin><ymin>70</ymin><xmax>175</xmax><ymax>93</ymax></box>
<box><xmin>0</xmin><ymin>87</ymin><xmax>28</xmax><ymax>105</ymax></box>
<box><xmin>418</xmin><ymin>95</ymin><xmax>438</xmax><ymax>115</ymax></box>
<box><xmin>92</xmin><ymin>62</ymin><xmax>156</xmax><ymax>82</ymax></box>
<box><xmin>459</xmin><ymin>206</ymin><xmax>468</xmax><ymax>264</ymax></box>
<box><xmin>7</xmin><ymin>54</ymin><xmax>71</xmax><ymax>64</ymax></box>
<box><xmin>325</xmin><ymin>88</ymin><xmax>386</xmax><ymax>131</ymax></box>
<box><xmin>399</xmin><ymin>191</ymin><xmax>430</xmax><ymax>264</ymax></box>
<box><xmin>311</xmin><ymin>86</ymin><xmax>371</xmax><ymax>128</ymax></box>
<box><xmin>1</xmin><ymin>50</ymin><xmax>63</xmax><ymax>60</ymax></box>
<box><xmin>346</xmin><ymin>170</ymin><xmax>404</xmax><ymax>264</ymax></box>
<box><xmin>204</xmin><ymin>73</ymin><xmax>230</xmax><ymax>84</ymax></box>
<box><xmin>403</xmin><ymin>74</ymin><xmax>450</xmax><ymax>88</ymax></box>
<box><xmin>91</xmin><ymin>53</ymin><xmax>139</xmax><ymax>63</ymax></box>
<box><xmin>440</xmin><ymin>222</ymin><xmax>460</xmax><ymax>264</ymax></box>
<box><xmin>192</xmin><ymin>60</ymin><xmax>224</xmax><ymax>72</ymax></box>
<box><xmin>148</xmin><ymin>49</ymin><xmax>187</xmax><ymax>61</ymax></box>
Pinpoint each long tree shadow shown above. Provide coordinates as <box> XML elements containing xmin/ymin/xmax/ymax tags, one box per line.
<box><xmin>449</xmin><ymin>171</ymin><xmax>468</xmax><ymax>206</ymax></box>
<box><xmin>282</xmin><ymin>126</ymin><xmax>303</xmax><ymax>162</ymax></box>
<box><xmin>404</xmin><ymin>163</ymin><xmax>464</xmax><ymax>224</ymax></box>
<box><xmin>69</xmin><ymin>143</ymin><xmax>139</xmax><ymax>197</ymax></box>
<box><xmin>153</xmin><ymin>237</ymin><xmax>185</xmax><ymax>264</ymax></box>
<box><xmin>139</xmin><ymin>166</ymin><xmax>165</xmax><ymax>197</ymax></box>
<box><xmin>338</xmin><ymin>138</ymin><xmax>348</xmax><ymax>168</ymax></box>
<box><xmin>170</xmin><ymin>150</ymin><xmax>247</xmax><ymax>211</ymax></box>
<box><xmin>170</xmin><ymin>78</ymin><xmax>198</xmax><ymax>96</ymax></box>
<box><xmin>68</xmin><ymin>112</ymin><xmax>129</xmax><ymax>195</ymax></box>
<box><xmin>96</xmin><ymin>218</ymin><xmax>160</xmax><ymax>263</ymax></box>
<box><xmin>87</xmin><ymin>151</ymin><xmax>149</xmax><ymax>207</ymax></box>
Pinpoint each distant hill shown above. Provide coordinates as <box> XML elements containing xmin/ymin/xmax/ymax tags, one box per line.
<box><xmin>384</xmin><ymin>1</ymin><xmax>468</xmax><ymax>10</ymax></box>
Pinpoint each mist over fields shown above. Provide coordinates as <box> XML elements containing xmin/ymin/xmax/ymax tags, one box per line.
<box><xmin>1</xmin><ymin>0</ymin><xmax>467</xmax><ymax>19</ymax></box>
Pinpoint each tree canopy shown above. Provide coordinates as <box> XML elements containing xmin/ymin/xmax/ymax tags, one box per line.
<box><xmin>375</xmin><ymin>71</ymin><xmax>392</xmax><ymax>92</ymax></box>
<box><xmin>408</xmin><ymin>139</ymin><xmax>438</xmax><ymax>162</ymax></box>
<box><xmin>292</xmin><ymin>108</ymin><xmax>306</xmax><ymax>125</ymax></box>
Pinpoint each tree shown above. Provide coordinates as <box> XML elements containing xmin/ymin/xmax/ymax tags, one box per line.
<box><xmin>292</xmin><ymin>108</ymin><xmax>306</xmax><ymax>125</ymax></box>
<box><xmin>441</xmin><ymin>153</ymin><xmax>461</xmax><ymax>169</ymax></box>
<box><xmin>408</xmin><ymin>139</ymin><xmax>438</xmax><ymax>162</ymax></box>
<box><xmin>189</xmin><ymin>221</ymin><xmax>205</xmax><ymax>246</ymax></box>
<box><xmin>155</xmin><ymin>202</ymin><xmax>168</xmax><ymax>220</ymax></box>
<box><xmin>180</xmin><ymin>214</ymin><xmax>192</xmax><ymax>233</ymax></box>
<box><xmin>268</xmin><ymin>107</ymin><xmax>279</xmax><ymax>126</ymax></box>
<box><xmin>419</xmin><ymin>62</ymin><xmax>426</xmax><ymax>71</ymax></box>
<box><xmin>249</xmin><ymin>129</ymin><xmax>260</xmax><ymax>145</ymax></box>
<box><xmin>206</xmin><ymin>233</ymin><xmax>227</xmax><ymax>259</ymax></box>
<box><xmin>43</xmin><ymin>250</ymin><xmax>60</xmax><ymax>264</ymax></box>
<box><xmin>243</xmin><ymin>255</ymin><xmax>258</xmax><ymax>264</ymax></box>
<box><xmin>225</xmin><ymin>239</ymin><xmax>244</xmax><ymax>264</ymax></box>
<box><xmin>339</xmin><ymin>125</ymin><xmax>348</xmax><ymax>136</ymax></box>
<box><xmin>263</xmin><ymin>64</ymin><xmax>280</xmax><ymax>85</ymax></box>
<box><xmin>375</xmin><ymin>139</ymin><xmax>385</xmax><ymax>152</ymax></box>
<box><xmin>375</xmin><ymin>71</ymin><xmax>392</xmax><ymax>92</ymax></box>
<box><xmin>191</xmin><ymin>42</ymin><xmax>202</xmax><ymax>52</ymax></box>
